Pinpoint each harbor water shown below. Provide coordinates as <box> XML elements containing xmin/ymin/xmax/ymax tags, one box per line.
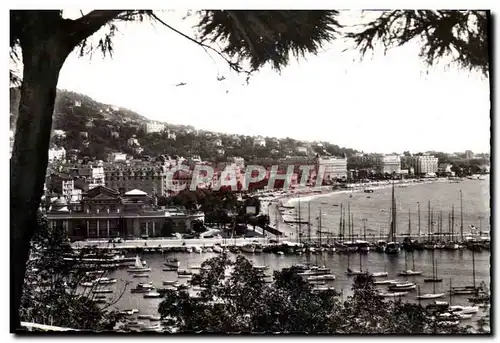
<box><xmin>93</xmin><ymin>178</ymin><xmax>490</xmax><ymax>328</ymax></box>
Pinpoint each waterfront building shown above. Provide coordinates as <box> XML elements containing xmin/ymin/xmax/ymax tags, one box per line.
<box><xmin>413</xmin><ymin>155</ymin><xmax>439</xmax><ymax>176</ymax></box>
<box><xmin>46</xmin><ymin>186</ymin><xmax>204</xmax><ymax>240</ymax></box>
<box><xmin>377</xmin><ymin>155</ymin><xmax>401</xmax><ymax>174</ymax></box>
<box><xmin>316</xmin><ymin>156</ymin><xmax>348</xmax><ymax>181</ymax></box>
<box><xmin>143</xmin><ymin>121</ymin><xmax>166</xmax><ymax>134</ymax></box>
<box><xmin>347</xmin><ymin>154</ymin><xmax>382</xmax><ymax>171</ymax></box>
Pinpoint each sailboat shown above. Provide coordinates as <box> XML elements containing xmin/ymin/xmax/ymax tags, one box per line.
<box><xmin>423</xmin><ymin>201</ymin><xmax>436</xmax><ymax>250</ymax></box>
<box><xmin>345</xmin><ymin>245</ymin><xmax>364</xmax><ymax>276</ymax></box>
<box><xmin>372</xmin><ymin>263</ymin><xmax>388</xmax><ymax>278</ymax></box>
<box><xmin>385</xmin><ymin>180</ymin><xmax>400</xmax><ymax>254</ymax></box>
<box><xmin>335</xmin><ymin>203</ymin><xmax>347</xmax><ymax>253</ymax></box>
<box><xmin>445</xmin><ymin>205</ymin><xmax>459</xmax><ymax>250</ymax></box>
<box><xmin>451</xmin><ymin>242</ymin><xmax>482</xmax><ymax>295</ymax></box>
<box><xmin>424</xmin><ymin>253</ymin><xmax>443</xmax><ymax>283</ymax></box>
<box><xmin>344</xmin><ymin>204</ymin><xmax>358</xmax><ymax>253</ymax></box>
<box><xmin>127</xmin><ymin>255</ymin><xmax>151</xmax><ymax>273</ymax></box>
<box><xmin>417</xmin><ymin>257</ymin><xmax>445</xmax><ymax>299</ymax></box>
<box><xmin>398</xmin><ymin>250</ymin><xmax>423</xmax><ymax>276</ymax></box>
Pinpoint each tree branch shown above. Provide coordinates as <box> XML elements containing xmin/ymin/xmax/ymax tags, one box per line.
<box><xmin>148</xmin><ymin>12</ymin><xmax>250</xmax><ymax>75</ymax></box>
<box><xmin>67</xmin><ymin>10</ymin><xmax>125</xmax><ymax>48</ymax></box>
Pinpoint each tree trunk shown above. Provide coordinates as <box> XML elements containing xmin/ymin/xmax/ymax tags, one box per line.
<box><xmin>10</xmin><ymin>35</ymin><xmax>70</xmax><ymax>332</ymax></box>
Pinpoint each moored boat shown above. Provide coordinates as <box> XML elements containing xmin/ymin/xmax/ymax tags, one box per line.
<box><xmin>143</xmin><ymin>291</ymin><xmax>161</xmax><ymax>298</ymax></box>
<box><xmin>374</xmin><ymin>279</ymin><xmax>398</xmax><ymax>285</ymax></box>
<box><xmin>416</xmin><ymin>292</ymin><xmax>445</xmax><ymax>300</ymax></box>
<box><xmin>375</xmin><ymin>240</ymin><xmax>387</xmax><ymax>253</ymax></box>
<box><xmin>388</xmin><ymin>282</ymin><xmax>417</xmax><ymax>291</ymax></box>
<box><xmin>92</xmin><ymin>288</ymin><xmax>113</xmax><ymax>294</ymax></box>
<box><xmin>177</xmin><ymin>269</ymin><xmax>192</xmax><ymax>276</ymax></box>
<box><xmin>164</xmin><ymin>257</ymin><xmax>180</xmax><ymax>269</ymax></box>
<box><xmin>132</xmin><ymin>273</ymin><xmax>150</xmax><ymax>278</ymax></box>
<box><xmin>378</xmin><ymin>291</ymin><xmax>408</xmax><ymax>298</ymax></box>
<box><xmin>371</xmin><ymin>272</ymin><xmax>388</xmax><ymax>278</ymax></box>
<box><xmin>128</xmin><ymin>256</ymin><xmax>151</xmax><ymax>273</ymax></box>
<box><xmin>240</xmin><ymin>244</ymin><xmax>255</xmax><ymax>254</ymax></box>
<box><xmin>95</xmin><ymin>277</ymin><xmax>117</xmax><ymax>285</ymax></box>
<box><xmin>385</xmin><ymin>242</ymin><xmax>400</xmax><ymax>254</ymax></box>
<box><xmin>306</xmin><ymin>274</ymin><xmax>336</xmax><ymax>281</ymax></box>
<box><xmin>212</xmin><ymin>245</ymin><xmax>224</xmax><ymax>253</ymax></box>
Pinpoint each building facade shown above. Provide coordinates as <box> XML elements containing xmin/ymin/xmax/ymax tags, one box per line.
<box><xmin>143</xmin><ymin>121</ymin><xmax>166</xmax><ymax>134</ymax></box>
<box><xmin>69</xmin><ymin>163</ymin><xmax>106</xmax><ymax>190</ymax></box>
<box><xmin>413</xmin><ymin>155</ymin><xmax>439</xmax><ymax>176</ymax></box>
<box><xmin>48</xmin><ymin>147</ymin><xmax>66</xmax><ymax>162</ymax></box>
<box><xmin>316</xmin><ymin>156</ymin><xmax>348</xmax><ymax>180</ymax></box>
<box><xmin>105</xmin><ymin>166</ymin><xmax>167</xmax><ymax>195</ymax></box>
<box><xmin>46</xmin><ymin>186</ymin><xmax>204</xmax><ymax>240</ymax></box>
<box><xmin>377</xmin><ymin>155</ymin><xmax>401</xmax><ymax>174</ymax></box>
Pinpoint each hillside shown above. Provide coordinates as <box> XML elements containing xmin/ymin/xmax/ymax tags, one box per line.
<box><xmin>10</xmin><ymin>87</ymin><xmax>149</xmax><ymax>129</ymax></box>
<box><xmin>10</xmin><ymin>88</ymin><xmax>358</xmax><ymax>161</ymax></box>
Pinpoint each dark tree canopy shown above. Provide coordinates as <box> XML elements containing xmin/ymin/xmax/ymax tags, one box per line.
<box><xmin>347</xmin><ymin>10</ymin><xmax>489</xmax><ymax>76</ymax></box>
<box><xmin>158</xmin><ymin>255</ymin><xmax>476</xmax><ymax>334</ymax></box>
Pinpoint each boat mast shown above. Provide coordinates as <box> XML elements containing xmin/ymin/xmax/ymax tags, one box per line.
<box><xmin>431</xmin><ymin>209</ymin><xmax>434</xmax><ymax>241</ymax></box>
<box><xmin>389</xmin><ymin>180</ymin><xmax>396</xmax><ymax>242</ymax></box>
<box><xmin>440</xmin><ymin>211</ymin><xmax>443</xmax><ymax>242</ymax></box>
<box><xmin>460</xmin><ymin>189</ymin><xmax>464</xmax><ymax>242</ymax></box>
<box><xmin>472</xmin><ymin>242</ymin><xmax>476</xmax><ymax>289</ymax></box>
<box><xmin>448</xmin><ymin>212</ymin><xmax>453</xmax><ymax>242</ymax></box>
<box><xmin>348</xmin><ymin>202</ymin><xmax>351</xmax><ymax>242</ymax></box>
<box><xmin>363</xmin><ymin>219</ymin><xmax>367</xmax><ymax>241</ymax></box>
<box><xmin>339</xmin><ymin>203</ymin><xmax>343</xmax><ymax>241</ymax></box>
<box><xmin>404</xmin><ymin>250</ymin><xmax>408</xmax><ymax>270</ymax></box>
<box><xmin>275</xmin><ymin>205</ymin><xmax>280</xmax><ymax>243</ymax></box>
<box><xmin>432</xmin><ymin>259</ymin><xmax>436</xmax><ymax>294</ymax></box>
<box><xmin>427</xmin><ymin>201</ymin><xmax>431</xmax><ymax>241</ymax></box>
<box><xmin>319</xmin><ymin>208</ymin><xmax>322</xmax><ymax>247</ymax></box>
<box><xmin>452</xmin><ymin>204</ymin><xmax>455</xmax><ymax>242</ymax></box>
<box><xmin>417</xmin><ymin>202</ymin><xmax>421</xmax><ymax>238</ymax></box>
<box><xmin>351</xmin><ymin>214</ymin><xmax>354</xmax><ymax>243</ymax></box>
<box><xmin>408</xmin><ymin>208</ymin><xmax>412</xmax><ymax>239</ymax></box>
<box><xmin>342</xmin><ymin>208</ymin><xmax>346</xmax><ymax>244</ymax></box>
<box><xmin>308</xmin><ymin>202</ymin><xmax>311</xmax><ymax>245</ymax></box>
<box><xmin>449</xmin><ymin>279</ymin><xmax>453</xmax><ymax>305</ymax></box>
<box><xmin>359</xmin><ymin>245</ymin><xmax>362</xmax><ymax>272</ymax></box>
<box><xmin>298</xmin><ymin>197</ymin><xmax>302</xmax><ymax>244</ymax></box>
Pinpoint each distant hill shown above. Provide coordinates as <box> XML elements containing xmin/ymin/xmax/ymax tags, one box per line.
<box><xmin>10</xmin><ymin>87</ymin><xmax>358</xmax><ymax>162</ymax></box>
<box><xmin>10</xmin><ymin>87</ymin><xmax>149</xmax><ymax>130</ymax></box>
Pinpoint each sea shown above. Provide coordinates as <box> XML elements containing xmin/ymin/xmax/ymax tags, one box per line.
<box><xmin>97</xmin><ymin>177</ymin><xmax>491</xmax><ymax>329</ymax></box>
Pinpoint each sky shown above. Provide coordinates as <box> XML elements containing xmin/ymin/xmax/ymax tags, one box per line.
<box><xmin>56</xmin><ymin>10</ymin><xmax>491</xmax><ymax>154</ymax></box>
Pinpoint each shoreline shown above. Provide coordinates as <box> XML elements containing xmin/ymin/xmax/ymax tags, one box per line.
<box><xmin>262</xmin><ymin>177</ymin><xmax>463</xmax><ymax>237</ymax></box>
<box><xmin>277</xmin><ymin>178</ymin><xmax>451</xmax><ymax>206</ymax></box>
